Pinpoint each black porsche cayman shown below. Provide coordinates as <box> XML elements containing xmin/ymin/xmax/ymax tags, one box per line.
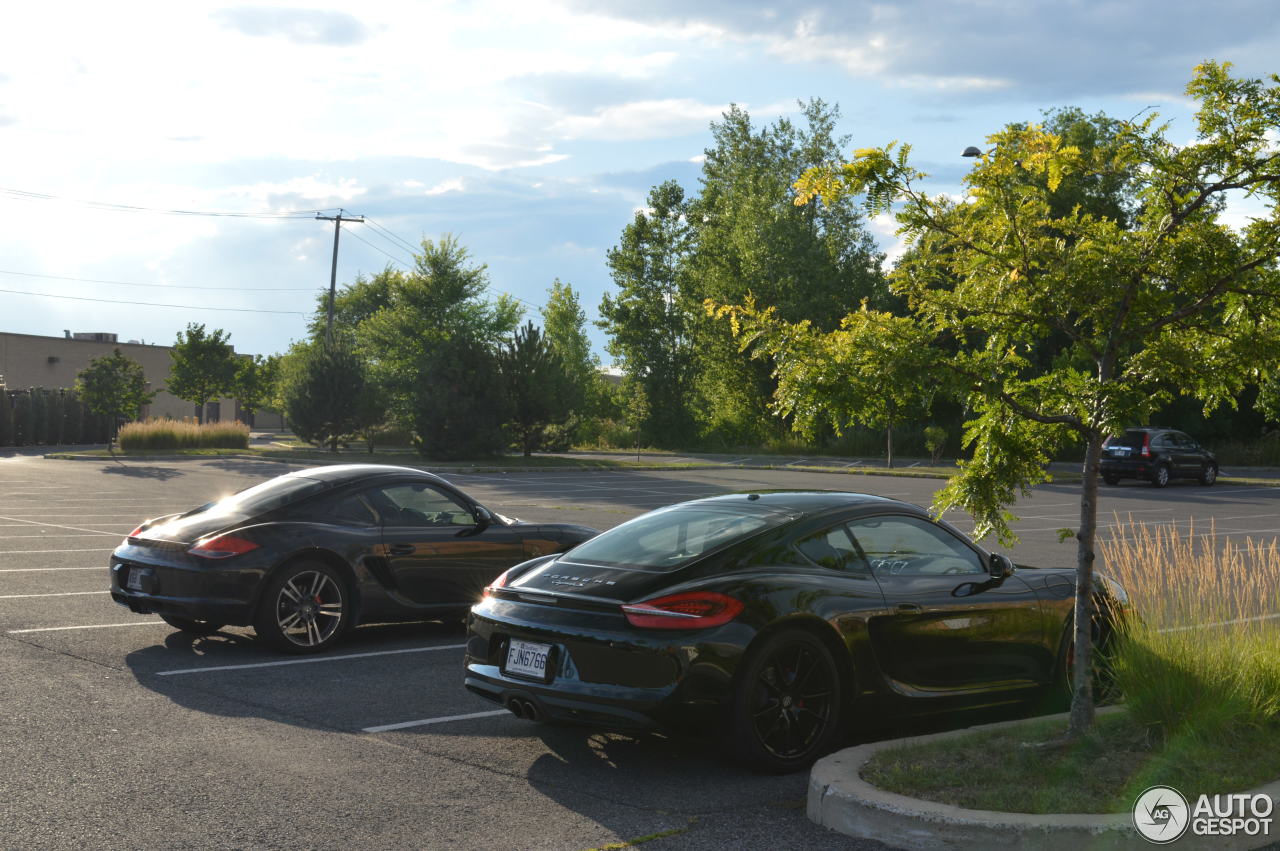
<box><xmin>110</xmin><ymin>464</ymin><xmax>597</xmax><ymax>653</ymax></box>
<box><xmin>465</xmin><ymin>491</ymin><xmax>1128</xmax><ymax>772</ymax></box>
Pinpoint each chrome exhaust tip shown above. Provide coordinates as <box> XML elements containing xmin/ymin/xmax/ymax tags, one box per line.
<box><xmin>506</xmin><ymin>697</ymin><xmax>526</xmax><ymax>719</ymax></box>
<box><xmin>521</xmin><ymin>699</ymin><xmax>541</xmax><ymax>722</ymax></box>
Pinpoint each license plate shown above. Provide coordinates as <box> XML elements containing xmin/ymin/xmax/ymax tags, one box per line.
<box><xmin>504</xmin><ymin>639</ymin><xmax>552</xmax><ymax>680</ymax></box>
<box><xmin>1109</xmin><ymin>447</ymin><xmax>1130</xmax><ymax>457</ymax></box>
<box><xmin>126</xmin><ymin>568</ymin><xmax>150</xmax><ymax>591</ymax></box>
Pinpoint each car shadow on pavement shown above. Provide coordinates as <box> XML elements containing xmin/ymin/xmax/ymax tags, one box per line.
<box><xmin>100</xmin><ymin>464</ymin><xmax>185</xmax><ymax>480</ymax></box>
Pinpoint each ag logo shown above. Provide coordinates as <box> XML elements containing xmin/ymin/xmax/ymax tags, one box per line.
<box><xmin>1133</xmin><ymin>785</ymin><xmax>1190</xmax><ymax>844</ymax></box>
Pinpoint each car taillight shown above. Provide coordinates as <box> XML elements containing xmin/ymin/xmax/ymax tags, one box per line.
<box><xmin>483</xmin><ymin>568</ymin><xmax>513</xmax><ymax>598</ymax></box>
<box><xmin>1140</xmin><ymin>433</ymin><xmax>1151</xmax><ymax>458</ymax></box>
<box><xmin>128</xmin><ymin>524</ymin><xmax>147</xmax><ymax>538</ymax></box>
<box><xmin>621</xmin><ymin>591</ymin><xmax>744</xmax><ymax>629</ymax></box>
<box><xmin>188</xmin><ymin>535</ymin><xmax>259</xmax><ymax>559</ymax></box>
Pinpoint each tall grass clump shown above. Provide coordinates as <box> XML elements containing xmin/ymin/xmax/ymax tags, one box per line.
<box><xmin>117</xmin><ymin>418</ymin><xmax>250</xmax><ymax>450</ymax></box>
<box><xmin>1101</xmin><ymin>519</ymin><xmax>1280</xmax><ymax>740</ymax></box>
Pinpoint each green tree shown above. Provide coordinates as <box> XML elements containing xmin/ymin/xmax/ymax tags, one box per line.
<box><xmin>745</xmin><ymin>61</ymin><xmax>1280</xmax><ymax>738</ymax></box>
<box><xmin>685</xmin><ymin>99</ymin><xmax>886</xmax><ymax>444</ymax></box>
<box><xmin>411</xmin><ymin>334</ymin><xmax>509</xmax><ymax>460</ymax></box>
<box><xmin>234</xmin><ymin>354</ymin><xmax>280</xmax><ymax>424</ymax></box>
<box><xmin>74</xmin><ymin>349</ymin><xmax>156</xmax><ymax>440</ymax></box>
<box><xmin>280</xmin><ymin>339</ymin><xmax>380</xmax><ymax>451</ymax></box>
<box><xmin>498</xmin><ymin>321</ymin><xmax>574</xmax><ymax>456</ymax></box>
<box><xmin>600</xmin><ymin>180</ymin><xmax>698</xmax><ymax>446</ymax></box>
<box><xmin>542</xmin><ymin>279</ymin><xmax>602</xmax><ymax>417</ymax></box>
<box><xmin>307</xmin><ymin>267</ymin><xmax>401</xmax><ymax>340</ymax></box>
<box><xmin>168</xmin><ymin>324</ymin><xmax>239</xmax><ymax>423</ymax></box>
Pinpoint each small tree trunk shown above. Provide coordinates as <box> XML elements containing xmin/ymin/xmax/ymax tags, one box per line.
<box><xmin>1067</xmin><ymin>430</ymin><xmax>1105</xmax><ymax>738</ymax></box>
<box><xmin>885</xmin><ymin>418</ymin><xmax>894</xmax><ymax>469</ymax></box>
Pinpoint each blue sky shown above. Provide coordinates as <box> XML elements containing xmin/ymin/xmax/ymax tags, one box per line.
<box><xmin>1</xmin><ymin>1</ymin><xmax>1277</xmax><ymax>363</ymax></box>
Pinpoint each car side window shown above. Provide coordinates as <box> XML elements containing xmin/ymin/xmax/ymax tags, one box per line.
<box><xmin>316</xmin><ymin>492</ymin><xmax>378</xmax><ymax>525</ymax></box>
<box><xmin>372</xmin><ymin>483</ymin><xmax>476</xmax><ymax>527</ymax></box>
<box><xmin>794</xmin><ymin>525</ymin><xmax>868</xmax><ymax>573</ymax></box>
<box><xmin>1151</xmin><ymin>434</ymin><xmax>1172</xmax><ymax>449</ymax></box>
<box><xmin>848</xmin><ymin>515</ymin><xmax>984</xmax><ymax>576</ymax></box>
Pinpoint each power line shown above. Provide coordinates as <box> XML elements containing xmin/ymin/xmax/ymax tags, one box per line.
<box><xmin>0</xmin><ymin>187</ymin><xmax>341</xmax><ymax>219</ymax></box>
<box><xmin>0</xmin><ymin>267</ymin><xmax>315</xmax><ymax>291</ymax></box>
<box><xmin>0</xmin><ymin>286</ymin><xmax>306</xmax><ymax>315</ymax></box>
<box><xmin>351</xmin><ymin>216</ymin><xmax>545</xmax><ymax>312</ymax></box>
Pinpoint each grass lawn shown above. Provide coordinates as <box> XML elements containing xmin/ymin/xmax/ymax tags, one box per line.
<box><xmin>862</xmin><ymin>710</ymin><xmax>1280</xmax><ymax>814</ymax></box>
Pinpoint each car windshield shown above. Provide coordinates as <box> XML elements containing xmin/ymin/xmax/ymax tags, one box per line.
<box><xmin>565</xmin><ymin>504</ymin><xmax>779</xmax><ymax>570</ymax></box>
<box><xmin>208</xmin><ymin>475</ymin><xmax>328</xmax><ymax>515</ymax></box>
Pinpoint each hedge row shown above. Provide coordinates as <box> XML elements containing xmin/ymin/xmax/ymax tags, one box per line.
<box><xmin>0</xmin><ymin>388</ymin><xmax>112</xmax><ymax>448</ymax></box>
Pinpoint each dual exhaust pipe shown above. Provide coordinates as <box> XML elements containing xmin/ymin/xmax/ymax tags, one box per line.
<box><xmin>505</xmin><ymin>696</ymin><xmax>542</xmax><ymax>722</ymax></box>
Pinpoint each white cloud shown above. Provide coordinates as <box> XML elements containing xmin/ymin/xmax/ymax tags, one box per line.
<box><xmin>551</xmin><ymin>98</ymin><xmax>729</xmax><ymax>142</ymax></box>
<box><xmin>423</xmin><ymin>178</ymin><xmax>465</xmax><ymax>196</ymax></box>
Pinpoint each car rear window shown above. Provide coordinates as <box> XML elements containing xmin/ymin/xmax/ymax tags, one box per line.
<box><xmin>213</xmin><ymin>476</ymin><xmax>328</xmax><ymax>514</ymax></box>
<box><xmin>1104</xmin><ymin>430</ymin><xmax>1149</xmax><ymax>449</ymax></box>
<box><xmin>565</xmin><ymin>505</ymin><xmax>781</xmax><ymax>570</ymax></box>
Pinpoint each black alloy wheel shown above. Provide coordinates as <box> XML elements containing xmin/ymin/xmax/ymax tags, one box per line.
<box><xmin>729</xmin><ymin>629</ymin><xmax>842</xmax><ymax>773</ymax></box>
<box><xmin>159</xmin><ymin>614</ymin><xmax>225</xmax><ymax>636</ymax></box>
<box><xmin>1151</xmin><ymin>464</ymin><xmax>1171</xmax><ymax>488</ymax></box>
<box><xmin>1200</xmin><ymin>464</ymin><xmax>1218</xmax><ymax>486</ymax></box>
<box><xmin>254</xmin><ymin>561</ymin><xmax>348</xmax><ymax>653</ymax></box>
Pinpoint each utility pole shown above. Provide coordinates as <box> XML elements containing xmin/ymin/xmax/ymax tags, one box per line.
<box><xmin>316</xmin><ymin>209</ymin><xmax>365</xmax><ymax>342</ymax></box>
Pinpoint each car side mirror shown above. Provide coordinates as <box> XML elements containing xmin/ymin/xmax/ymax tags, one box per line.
<box><xmin>989</xmin><ymin>553</ymin><xmax>1015</xmax><ymax>580</ymax></box>
<box><xmin>473</xmin><ymin>506</ymin><xmax>493</xmax><ymax>527</ymax></box>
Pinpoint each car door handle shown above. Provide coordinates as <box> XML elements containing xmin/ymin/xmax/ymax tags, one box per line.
<box><xmin>895</xmin><ymin>603</ymin><xmax>923</xmax><ymax>615</ymax></box>
<box><xmin>388</xmin><ymin>543</ymin><xmax>416</xmax><ymax>556</ymax></box>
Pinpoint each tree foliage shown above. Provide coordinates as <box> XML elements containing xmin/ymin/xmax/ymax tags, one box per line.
<box><xmin>600</xmin><ymin>180</ymin><xmax>698</xmax><ymax>446</ymax></box>
<box><xmin>74</xmin><ymin>349</ymin><xmax>156</xmax><ymax>432</ymax></box>
<box><xmin>542</xmin><ymin>280</ymin><xmax>603</xmax><ymax>417</ymax></box>
<box><xmin>167</xmin><ymin>324</ymin><xmax>240</xmax><ymax>423</ymax></box>
<box><xmin>234</xmin><ymin>354</ymin><xmax>279</xmax><ymax>418</ymax></box>
<box><xmin>750</xmin><ymin>61</ymin><xmax>1280</xmax><ymax>737</ymax></box>
<box><xmin>497</xmin><ymin>321</ymin><xmax>575</xmax><ymax>456</ymax></box>
<box><xmin>279</xmin><ymin>339</ymin><xmax>381</xmax><ymax>451</ymax></box>
<box><xmin>411</xmin><ymin>334</ymin><xmax>509</xmax><ymax>460</ymax></box>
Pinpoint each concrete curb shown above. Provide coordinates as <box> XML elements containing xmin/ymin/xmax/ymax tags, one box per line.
<box><xmin>808</xmin><ymin>708</ymin><xmax>1280</xmax><ymax>850</ymax></box>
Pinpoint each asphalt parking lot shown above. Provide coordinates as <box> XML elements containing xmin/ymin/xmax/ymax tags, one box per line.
<box><xmin>4</xmin><ymin>454</ymin><xmax>1279</xmax><ymax>850</ymax></box>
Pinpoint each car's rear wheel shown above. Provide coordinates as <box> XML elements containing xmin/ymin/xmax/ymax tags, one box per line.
<box><xmin>1102</xmin><ymin>473</ymin><xmax>1120</xmax><ymax>486</ymax></box>
<box><xmin>254</xmin><ymin>560</ymin><xmax>349</xmax><ymax>654</ymax></box>
<box><xmin>1151</xmin><ymin>464</ymin><xmax>1170</xmax><ymax>488</ymax></box>
<box><xmin>1200</xmin><ymin>464</ymin><xmax>1218</xmax><ymax>486</ymax></box>
<box><xmin>728</xmin><ymin>629</ymin><xmax>842</xmax><ymax>773</ymax></box>
<box><xmin>159</xmin><ymin>614</ymin><xmax>224</xmax><ymax>635</ymax></box>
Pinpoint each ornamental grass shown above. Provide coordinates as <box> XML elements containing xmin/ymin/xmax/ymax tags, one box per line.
<box><xmin>117</xmin><ymin>417</ymin><xmax>250</xmax><ymax>450</ymax></box>
<box><xmin>1100</xmin><ymin>518</ymin><xmax>1280</xmax><ymax>740</ymax></box>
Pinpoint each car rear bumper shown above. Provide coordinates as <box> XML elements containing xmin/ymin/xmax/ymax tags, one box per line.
<box><xmin>110</xmin><ymin>546</ymin><xmax>260</xmax><ymax>625</ymax></box>
<box><xmin>1099</xmin><ymin>459</ymin><xmax>1154</xmax><ymax>479</ymax></box>
<box><xmin>464</xmin><ymin>597</ymin><xmax>742</xmax><ymax>731</ymax></box>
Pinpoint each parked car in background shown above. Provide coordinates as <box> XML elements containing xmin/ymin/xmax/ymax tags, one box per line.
<box><xmin>1100</xmin><ymin>427</ymin><xmax>1218</xmax><ymax>487</ymax></box>
<box><xmin>110</xmin><ymin>465</ymin><xmax>597</xmax><ymax>653</ymax></box>
<box><xmin>465</xmin><ymin>491</ymin><xmax>1129</xmax><ymax>772</ymax></box>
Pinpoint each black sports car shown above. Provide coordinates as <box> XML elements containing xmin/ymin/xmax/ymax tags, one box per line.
<box><xmin>465</xmin><ymin>491</ymin><xmax>1128</xmax><ymax>772</ymax></box>
<box><xmin>110</xmin><ymin>464</ymin><xmax>597</xmax><ymax>653</ymax></box>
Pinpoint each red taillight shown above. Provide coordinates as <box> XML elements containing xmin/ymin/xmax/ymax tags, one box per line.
<box><xmin>483</xmin><ymin>568</ymin><xmax>514</xmax><ymax>598</ymax></box>
<box><xmin>621</xmin><ymin>591</ymin><xmax>744</xmax><ymax>629</ymax></box>
<box><xmin>1140</xmin><ymin>433</ymin><xmax>1151</xmax><ymax>458</ymax></box>
<box><xmin>188</xmin><ymin>535</ymin><xmax>259</xmax><ymax>559</ymax></box>
<box><xmin>128</xmin><ymin>524</ymin><xmax>146</xmax><ymax>538</ymax></box>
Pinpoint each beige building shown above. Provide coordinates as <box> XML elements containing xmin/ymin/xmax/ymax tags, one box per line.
<box><xmin>0</xmin><ymin>330</ymin><xmax>253</xmax><ymax>423</ymax></box>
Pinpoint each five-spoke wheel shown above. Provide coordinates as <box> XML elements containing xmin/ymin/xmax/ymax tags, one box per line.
<box><xmin>1151</xmin><ymin>463</ymin><xmax>1171</xmax><ymax>488</ymax></box>
<box><xmin>728</xmin><ymin>629</ymin><xmax>842</xmax><ymax>773</ymax></box>
<box><xmin>254</xmin><ymin>561</ymin><xmax>348</xmax><ymax>653</ymax></box>
<box><xmin>1200</xmin><ymin>464</ymin><xmax>1218</xmax><ymax>486</ymax></box>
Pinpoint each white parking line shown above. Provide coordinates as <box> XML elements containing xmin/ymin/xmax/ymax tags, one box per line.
<box><xmin>0</xmin><ymin>591</ymin><xmax>108</xmax><ymax>599</ymax></box>
<box><xmin>0</xmin><ymin>533</ymin><xmax>120</xmax><ymax>538</ymax></box>
<box><xmin>0</xmin><ymin>548</ymin><xmax>115</xmax><ymax>554</ymax></box>
<box><xmin>154</xmin><ymin>643</ymin><xmax>467</xmax><ymax>676</ymax></box>
<box><xmin>9</xmin><ymin>621</ymin><xmax>158</xmax><ymax>633</ymax></box>
<box><xmin>0</xmin><ymin>567</ymin><xmax>105</xmax><ymax>572</ymax></box>
<box><xmin>0</xmin><ymin>514</ymin><xmax>130</xmax><ymax>535</ymax></box>
<box><xmin>363</xmin><ymin>709</ymin><xmax>509</xmax><ymax>733</ymax></box>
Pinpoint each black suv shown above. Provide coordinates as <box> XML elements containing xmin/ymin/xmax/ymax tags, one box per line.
<box><xmin>1100</xmin><ymin>427</ymin><xmax>1218</xmax><ymax>487</ymax></box>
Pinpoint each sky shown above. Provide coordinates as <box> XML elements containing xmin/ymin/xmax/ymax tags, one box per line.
<box><xmin>1</xmin><ymin>0</ymin><xmax>1278</xmax><ymax>363</ymax></box>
